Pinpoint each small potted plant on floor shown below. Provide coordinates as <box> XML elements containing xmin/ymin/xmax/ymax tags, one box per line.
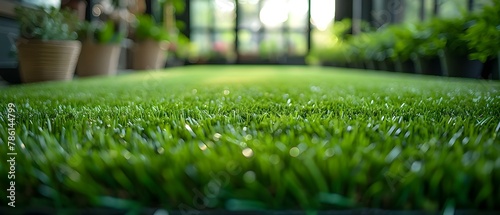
<box><xmin>15</xmin><ymin>6</ymin><xmax>81</xmax><ymax>83</ymax></box>
<box><xmin>76</xmin><ymin>20</ymin><xmax>125</xmax><ymax>77</ymax></box>
<box><xmin>131</xmin><ymin>14</ymin><xmax>169</xmax><ymax>70</ymax></box>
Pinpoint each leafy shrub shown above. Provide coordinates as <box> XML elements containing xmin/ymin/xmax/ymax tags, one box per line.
<box><xmin>463</xmin><ymin>1</ymin><xmax>500</xmax><ymax>62</ymax></box>
<box><xmin>433</xmin><ymin>16</ymin><xmax>473</xmax><ymax>55</ymax></box>
<box><xmin>78</xmin><ymin>20</ymin><xmax>125</xmax><ymax>44</ymax></box>
<box><xmin>411</xmin><ymin>20</ymin><xmax>446</xmax><ymax>58</ymax></box>
<box><xmin>15</xmin><ymin>6</ymin><xmax>79</xmax><ymax>40</ymax></box>
<box><xmin>133</xmin><ymin>15</ymin><xmax>169</xmax><ymax>42</ymax></box>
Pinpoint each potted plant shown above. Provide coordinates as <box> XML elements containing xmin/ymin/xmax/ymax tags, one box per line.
<box><xmin>15</xmin><ymin>6</ymin><xmax>81</xmax><ymax>83</ymax></box>
<box><xmin>437</xmin><ymin>16</ymin><xmax>483</xmax><ymax>78</ymax></box>
<box><xmin>411</xmin><ymin>20</ymin><xmax>446</xmax><ymax>76</ymax></box>
<box><xmin>463</xmin><ymin>1</ymin><xmax>500</xmax><ymax>80</ymax></box>
<box><xmin>361</xmin><ymin>30</ymin><xmax>395</xmax><ymax>72</ymax></box>
<box><xmin>390</xmin><ymin>24</ymin><xmax>417</xmax><ymax>73</ymax></box>
<box><xmin>131</xmin><ymin>15</ymin><xmax>169</xmax><ymax>70</ymax></box>
<box><xmin>76</xmin><ymin>20</ymin><xmax>125</xmax><ymax>77</ymax></box>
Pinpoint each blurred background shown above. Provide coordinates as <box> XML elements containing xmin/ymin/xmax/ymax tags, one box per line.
<box><xmin>0</xmin><ymin>0</ymin><xmax>498</xmax><ymax>83</ymax></box>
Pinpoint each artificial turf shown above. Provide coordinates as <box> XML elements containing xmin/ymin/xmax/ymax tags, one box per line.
<box><xmin>0</xmin><ymin>66</ymin><xmax>500</xmax><ymax>213</ymax></box>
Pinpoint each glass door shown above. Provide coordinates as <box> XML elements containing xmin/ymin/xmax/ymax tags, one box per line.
<box><xmin>237</xmin><ymin>0</ymin><xmax>309</xmax><ymax>62</ymax></box>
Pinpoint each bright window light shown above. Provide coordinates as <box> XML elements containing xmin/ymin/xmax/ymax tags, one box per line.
<box><xmin>260</xmin><ymin>0</ymin><xmax>289</xmax><ymax>28</ymax></box>
<box><xmin>311</xmin><ymin>0</ymin><xmax>336</xmax><ymax>31</ymax></box>
<box><xmin>215</xmin><ymin>0</ymin><xmax>236</xmax><ymax>12</ymax></box>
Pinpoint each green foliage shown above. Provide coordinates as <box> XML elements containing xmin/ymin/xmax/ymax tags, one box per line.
<box><xmin>464</xmin><ymin>20</ymin><xmax>500</xmax><ymax>62</ymax></box>
<box><xmin>307</xmin><ymin>19</ymin><xmax>353</xmax><ymax>64</ymax></box>
<box><xmin>15</xmin><ymin>6</ymin><xmax>79</xmax><ymax>41</ymax></box>
<box><xmin>358</xmin><ymin>29</ymin><xmax>395</xmax><ymax>61</ymax></box>
<box><xmin>134</xmin><ymin>15</ymin><xmax>169</xmax><ymax>42</ymax></box>
<box><xmin>432</xmin><ymin>16</ymin><xmax>472</xmax><ymax>55</ymax></box>
<box><xmin>78</xmin><ymin>20</ymin><xmax>125</xmax><ymax>44</ymax></box>
<box><xmin>159</xmin><ymin>0</ymin><xmax>186</xmax><ymax>14</ymax></box>
<box><xmin>0</xmin><ymin>66</ymin><xmax>499</xmax><ymax>212</ymax></box>
<box><xmin>463</xmin><ymin>1</ymin><xmax>500</xmax><ymax>62</ymax></box>
<box><xmin>390</xmin><ymin>25</ymin><xmax>415</xmax><ymax>61</ymax></box>
<box><xmin>412</xmin><ymin>20</ymin><xmax>447</xmax><ymax>57</ymax></box>
<box><xmin>331</xmin><ymin>19</ymin><xmax>353</xmax><ymax>41</ymax></box>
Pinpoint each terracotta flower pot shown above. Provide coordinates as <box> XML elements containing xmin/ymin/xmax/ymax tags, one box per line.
<box><xmin>76</xmin><ymin>41</ymin><xmax>121</xmax><ymax>77</ymax></box>
<box><xmin>17</xmin><ymin>40</ymin><xmax>81</xmax><ymax>83</ymax></box>
<box><xmin>132</xmin><ymin>40</ymin><xmax>167</xmax><ymax>70</ymax></box>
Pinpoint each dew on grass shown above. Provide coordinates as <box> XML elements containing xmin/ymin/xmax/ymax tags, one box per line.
<box><xmin>276</xmin><ymin>142</ymin><xmax>287</xmax><ymax>152</ymax></box>
<box><xmin>385</xmin><ymin>146</ymin><xmax>401</xmax><ymax>163</ymax></box>
<box><xmin>184</xmin><ymin>124</ymin><xmax>196</xmax><ymax>137</ymax></box>
<box><xmin>462</xmin><ymin>137</ymin><xmax>470</xmax><ymax>145</ymax></box>
<box><xmin>213</xmin><ymin>133</ymin><xmax>222</xmax><ymax>141</ymax></box>
<box><xmin>243</xmin><ymin>171</ymin><xmax>256</xmax><ymax>183</ymax></box>
<box><xmin>404</xmin><ymin>131</ymin><xmax>411</xmax><ymax>139</ymax></box>
<box><xmin>289</xmin><ymin>147</ymin><xmax>300</xmax><ymax>157</ymax></box>
<box><xmin>269</xmin><ymin>154</ymin><xmax>280</xmax><ymax>164</ymax></box>
<box><xmin>411</xmin><ymin>161</ymin><xmax>422</xmax><ymax>172</ymax></box>
<box><xmin>395</xmin><ymin>128</ymin><xmax>402</xmax><ymax>136</ymax></box>
<box><xmin>157</xmin><ymin>147</ymin><xmax>165</xmax><ymax>154</ymax></box>
<box><xmin>242</xmin><ymin>148</ymin><xmax>253</xmax><ymax>158</ymax></box>
<box><xmin>123</xmin><ymin>151</ymin><xmax>132</xmax><ymax>160</ymax></box>
<box><xmin>297</xmin><ymin>143</ymin><xmax>308</xmax><ymax>152</ymax></box>
<box><xmin>239</xmin><ymin>142</ymin><xmax>247</xmax><ymax>147</ymax></box>
<box><xmin>244</xmin><ymin>134</ymin><xmax>253</xmax><ymax>141</ymax></box>
<box><xmin>419</xmin><ymin>143</ymin><xmax>429</xmax><ymax>153</ymax></box>
<box><xmin>346</xmin><ymin>126</ymin><xmax>353</xmax><ymax>132</ymax></box>
<box><xmin>204</xmin><ymin>141</ymin><xmax>214</xmax><ymax>148</ymax></box>
<box><xmin>310</xmin><ymin>86</ymin><xmax>321</xmax><ymax>92</ymax></box>
<box><xmin>324</xmin><ymin>148</ymin><xmax>335</xmax><ymax>158</ymax></box>
<box><xmin>199</xmin><ymin>142</ymin><xmax>208</xmax><ymax>151</ymax></box>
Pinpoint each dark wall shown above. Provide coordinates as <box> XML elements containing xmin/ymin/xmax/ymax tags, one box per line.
<box><xmin>335</xmin><ymin>0</ymin><xmax>353</xmax><ymax>21</ymax></box>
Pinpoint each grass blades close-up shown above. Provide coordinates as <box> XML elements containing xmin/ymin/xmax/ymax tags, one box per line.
<box><xmin>1</xmin><ymin>66</ymin><xmax>500</xmax><ymax>214</ymax></box>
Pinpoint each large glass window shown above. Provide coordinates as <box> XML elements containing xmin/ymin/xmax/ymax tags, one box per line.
<box><xmin>188</xmin><ymin>0</ymin><xmax>484</xmax><ymax>63</ymax></box>
<box><xmin>190</xmin><ymin>0</ymin><xmax>236</xmax><ymax>60</ymax></box>
<box><xmin>190</xmin><ymin>0</ymin><xmax>335</xmax><ymax>61</ymax></box>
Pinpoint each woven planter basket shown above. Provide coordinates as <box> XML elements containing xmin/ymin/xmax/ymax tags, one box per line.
<box><xmin>17</xmin><ymin>39</ymin><xmax>81</xmax><ymax>83</ymax></box>
<box><xmin>132</xmin><ymin>40</ymin><xmax>167</xmax><ymax>70</ymax></box>
<box><xmin>76</xmin><ymin>41</ymin><xmax>121</xmax><ymax>77</ymax></box>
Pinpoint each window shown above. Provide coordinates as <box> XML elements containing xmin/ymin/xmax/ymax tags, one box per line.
<box><xmin>189</xmin><ymin>0</ymin><xmax>335</xmax><ymax>62</ymax></box>
<box><xmin>190</xmin><ymin>0</ymin><xmax>236</xmax><ymax>59</ymax></box>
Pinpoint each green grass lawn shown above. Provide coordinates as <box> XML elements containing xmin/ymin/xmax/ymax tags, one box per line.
<box><xmin>1</xmin><ymin>65</ymin><xmax>500</xmax><ymax>213</ymax></box>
